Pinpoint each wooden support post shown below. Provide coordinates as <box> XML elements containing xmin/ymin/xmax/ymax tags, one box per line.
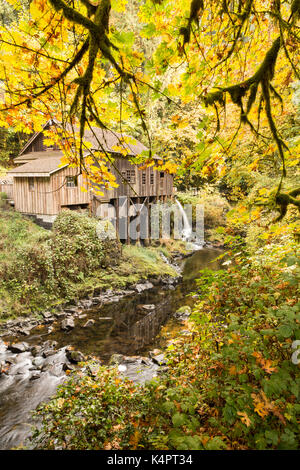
<box><xmin>126</xmin><ymin>196</ymin><xmax>130</xmax><ymax>245</ymax></box>
<box><xmin>115</xmin><ymin>198</ymin><xmax>119</xmax><ymax>239</ymax></box>
<box><xmin>146</xmin><ymin>197</ymin><xmax>151</xmax><ymax>244</ymax></box>
<box><xmin>137</xmin><ymin>197</ymin><xmax>140</xmax><ymax>245</ymax></box>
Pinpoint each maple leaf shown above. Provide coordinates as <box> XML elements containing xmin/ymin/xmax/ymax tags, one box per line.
<box><xmin>237</xmin><ymin>411</ymin><xmax>251</xmax><ymax>427</ymax></box>
<box><xmin>253</xmin><ymin>402</ymin><xmax>269</xmax><ymax>418</ymax></box>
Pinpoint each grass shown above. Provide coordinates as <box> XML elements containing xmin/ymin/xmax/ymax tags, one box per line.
<box><xmin>0</xmin><ymin>208</ymin><xmax>179</xmax><ymax>320</ymax></box>
<box><xmin>0</xmin><ymin>205</ymin><xmax>48</xmax><ymax>262</ymax></box>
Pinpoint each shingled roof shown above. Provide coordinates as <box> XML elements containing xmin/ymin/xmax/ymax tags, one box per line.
<box><xmin>9</xmin><ymin>156</ymin><xmax>67</xmax><ymax>177</ymax></box>
<box><xmin>18</xmin><ymin>121</ymin><xmax>154</xmax><ymax>159</ymax></box>
<box><xmin>14</xmin><ymin>150</ymin><xmax>64</xmax><ymax>165</ymax></box>
<box><xmin>12</xmin><ymin>123</ymin><xmax>158</xmax><ymax>176</ymax></box>
<box><xmin>83</xmin><ymin>127</ymin><xmax>151</xmax><ymax>157</ymax></box>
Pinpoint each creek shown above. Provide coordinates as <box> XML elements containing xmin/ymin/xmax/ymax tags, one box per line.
<box><xmin>0</xmin><ymin>247</ymin><xmax>223</xmax><ymax>450</ymax></box>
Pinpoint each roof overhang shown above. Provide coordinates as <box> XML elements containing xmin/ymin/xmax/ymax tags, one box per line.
<box><xmin>9</xmin><ymin>164</ymin><xmax>68</xmax><ymax>178</ymax></box>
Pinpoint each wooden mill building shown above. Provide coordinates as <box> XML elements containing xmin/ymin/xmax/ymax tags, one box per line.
<box><xmin>8</xmin><ymin>121</ymin><xmax>173</xmax><ymax>236</ymax></box>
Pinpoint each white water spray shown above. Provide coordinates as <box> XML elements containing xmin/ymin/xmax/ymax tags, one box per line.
<box><xmin>175</xmin><ymin>198</ymin><xmax>204</xmax><ymax>250</ymax></box>
<box><xmin>175</xmin><ymin>199</ymin><xmax>192</xmax><ymax>241</ymax></box>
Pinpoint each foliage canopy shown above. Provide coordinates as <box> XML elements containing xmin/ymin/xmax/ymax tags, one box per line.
<box><xmin>0</xmin><ymin>0</ymin><xmax>299</xmax><ymax>214</ymax></box>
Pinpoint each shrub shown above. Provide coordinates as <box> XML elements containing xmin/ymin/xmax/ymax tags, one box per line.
<box><xmin>33</xmin><ymin>241</ymin><xmax>300</xmax><ymax>450</ymax></box>
<box><xmin>0</xmin><ymin>210</ymin><xmax>121</xmax><ymax>314</ymax></box>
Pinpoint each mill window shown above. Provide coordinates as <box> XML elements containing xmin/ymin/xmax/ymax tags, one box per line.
<box><xmin>66</xmin><ymin>176</ymin><xmax>78</xmax><ymax>188</ymax></box>
<box><xmin>28</xmin><ymin>177</ymin><xmax>34</xmax><ymax>191</ymax></box>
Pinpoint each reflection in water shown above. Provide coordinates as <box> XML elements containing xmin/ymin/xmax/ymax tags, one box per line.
<box><xmin>182</xmin><ymin>247</ymin><xmax>223</xmax><ymax>281</ymax></box>
<box><xmin>132</xmin><ymin>300</ymin><xmax>171</xmax><ymax>350</ymax></box>
<box><xmin>8</xmin><ymin>248</ymin><xmax>224</xmax><ymax>362</ymax></box>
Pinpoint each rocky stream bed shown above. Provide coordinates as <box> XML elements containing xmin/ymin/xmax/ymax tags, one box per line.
<box><xmin>0</xmin><ymin>247</ymin><xmax>223</xmax><ymax>450</ymax></box>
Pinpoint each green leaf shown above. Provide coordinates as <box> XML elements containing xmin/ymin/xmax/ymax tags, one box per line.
<box><xmin>172</xmin><ymin>413</ymin><xmax>186</xmax><ymax>427</ymax></box>
<box><xmin>278</xmin><ymin>324</ymin><xmax>293</xmax><ymax>338</ymax></box>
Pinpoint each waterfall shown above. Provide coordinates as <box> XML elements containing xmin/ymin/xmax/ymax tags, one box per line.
<box><xmin>175</xmin><ymin>198</ymin><xmax>204</xmax><ymax>250</ymax></box>
<box><xmin>175</xmin><ymin>199</ymin><xmax>192</xmax><ymax>241</ymax></box>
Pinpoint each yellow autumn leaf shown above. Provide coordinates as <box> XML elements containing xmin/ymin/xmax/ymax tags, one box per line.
<box><xmin>237</xmin><ymin>411</ymin><xmax>251</xmax><ymax>427</ymax></box>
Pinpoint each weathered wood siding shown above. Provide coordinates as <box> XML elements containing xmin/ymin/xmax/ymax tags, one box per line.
<box><xmin>12</xmin><ymin>157</ymin><xmax>173</xmax><ymax>216</ymax></box>
<box><xmin>13</xmin><ymin>177</ymin><xmax>54</xmax><ymax>214</ymax></box>
<box><xmin>91</xmin><ymin>157</ymin><xmax>173</xmax><ymax>201</ymax></box>
<box><xmin>22</xmin><ymin>122</ymin><xmax>60</xmax><ymax>155</ymax></box>
<box><xmin>51</xmin><ymin>166</ymin><xmax>90</xmax><ymax>210</ymax></box>
<box><xmin>13</xmin><ymin>167</ymin><xmax>90</xmax><ymax>215</ymax></box>
<box><xmin>0</xmin><ymin>183</ymin><xmax>14</xmax><ymax>199</ymax></box>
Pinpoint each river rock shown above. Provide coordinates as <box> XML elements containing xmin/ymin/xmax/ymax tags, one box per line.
<box><xmin>47</xmin><ymin>363</ymin><xmax>64</xmax><ymax>377</ymax></box>
<box><xmin>42</xmin><ymin>312</ymin><xmax>54</xmax><ymax>323</ymax></box>
<box><xmin>86</xmin><ymin>362</ymin><xmax>102</xmax><ymax>377</ymax></box>
<box><xmin>137</xmin><ymin>304</ymin><xmax>155</xmax><ymax>312</ymax></box>
<box><xmin>17</xmin><ymin>328</ymin><xmax>31</xmax><ymax>336</ymax></box>
<box><xmin>109</xmin><ymin>354</ymin><xmax>124</xmax><ymax>365</ymax></box>
<box><xmin>63</xmin><ymin>308</ymin><xmax>77</xmax><ymax>316</ymax></box>
<box><xmin>0</xmin><ymin>340</ymin><xmax>7</xmax><ymax>354</ymax></box>
<box><xmin>61</xmin><ymin>318</ymin><xmax>75</xmax><ymax>331</ymax></box>
<box><xmin>122</xmin><ymin>356</ymin><xmax>142</xmax><ymax>364</ymax></box>
<box><xmin>63</xmin><ymin>362</ymin><xmax>76</xmax><ymax>372</ymax></box>
<box><xmin>149</xmin><ymin>349</ymin><xmax>161</xmax><ymax>358</ymax></box>
<box><xmin>80</xmin><ymin>300</ymin><xmax>93</xmax><ymax>309</ymax></box>
<box><xmin>30</xmin><ymin>345</ymin><xmax>42</xmax><ymax>357</ymax></box>
<box><xmin>8</xmin><ymin>342</ymin><xmax>30</xmax><ymax>353</ymax></box>
<box><xmin>135</xmin><ymin>282</ymin><xmax>154</xmax><ymax>293</ymax></box>
<box><xmin>46</xmin><ymin>340</ymin><xmax>58</xmax><ymax>347</ymax></box>
<box><xmin>42</xmin><ymin>311</ymin><xmax>53</xmax><ymax>319</ymax></box>
<box><xmin>92</xmin><ymin>297</ymin><xmax>102</xmax><ymax>305</ymax></box>
<box><xmin>152</xmin><ymin>353</ymin><xmax>166</xmax><ymax>366</ymax></box>
<box><xmin>3</xmin><ymin>356</ymin><xmax>16</xmax><ymax>365</ymax></box>
<box><xmin>30</xmin><ymin>372</ymin><xmax>41</xmax><ymax>380</ymax></box>
<box><xmin>163</xmin><ymin>276</ymin><xmax>176</xmax><ymax>285</ymax></box>
<box><xmin>147</xmin><ymin>277</ymin><xmax>160</xmax><ymax>286</ymax></box>
<box><xmin>141</xmin><ymin>357</ymin><xmax>152</xmax><ymax>366</ymax></box>
<box><xmin>83</xmin><ymin>319</ymin><xmax>95</xmax><ymax>328</ymax></box>
<box><xmin>43</xmin><ymin>349</ymin><xmax>57</xmax><ymax>358</ymax></box>
<box><xmin>54</xmin><ymin>311</ymin><xmax>66</xmax><ymax>319</ymax></box>
<box><xmin>66</xmin><ymin>350</ymin><xmax>85</xmax><ymax>364</ymax></box>
<box><xmin>173</xmin><ymin>305</ymin><xmax>192</xmax><ymax>320</ymax></box>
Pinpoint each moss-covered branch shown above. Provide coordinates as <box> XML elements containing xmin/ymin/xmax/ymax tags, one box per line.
<box><xmin>273</xmin><ymin>187</ymin><xmax>300</xmax><ymax>221</ymax></box>
<box><xmin>204</xmin><ymin>37</ymin><xmax>288</xmax><ymax>178</ymax></box>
